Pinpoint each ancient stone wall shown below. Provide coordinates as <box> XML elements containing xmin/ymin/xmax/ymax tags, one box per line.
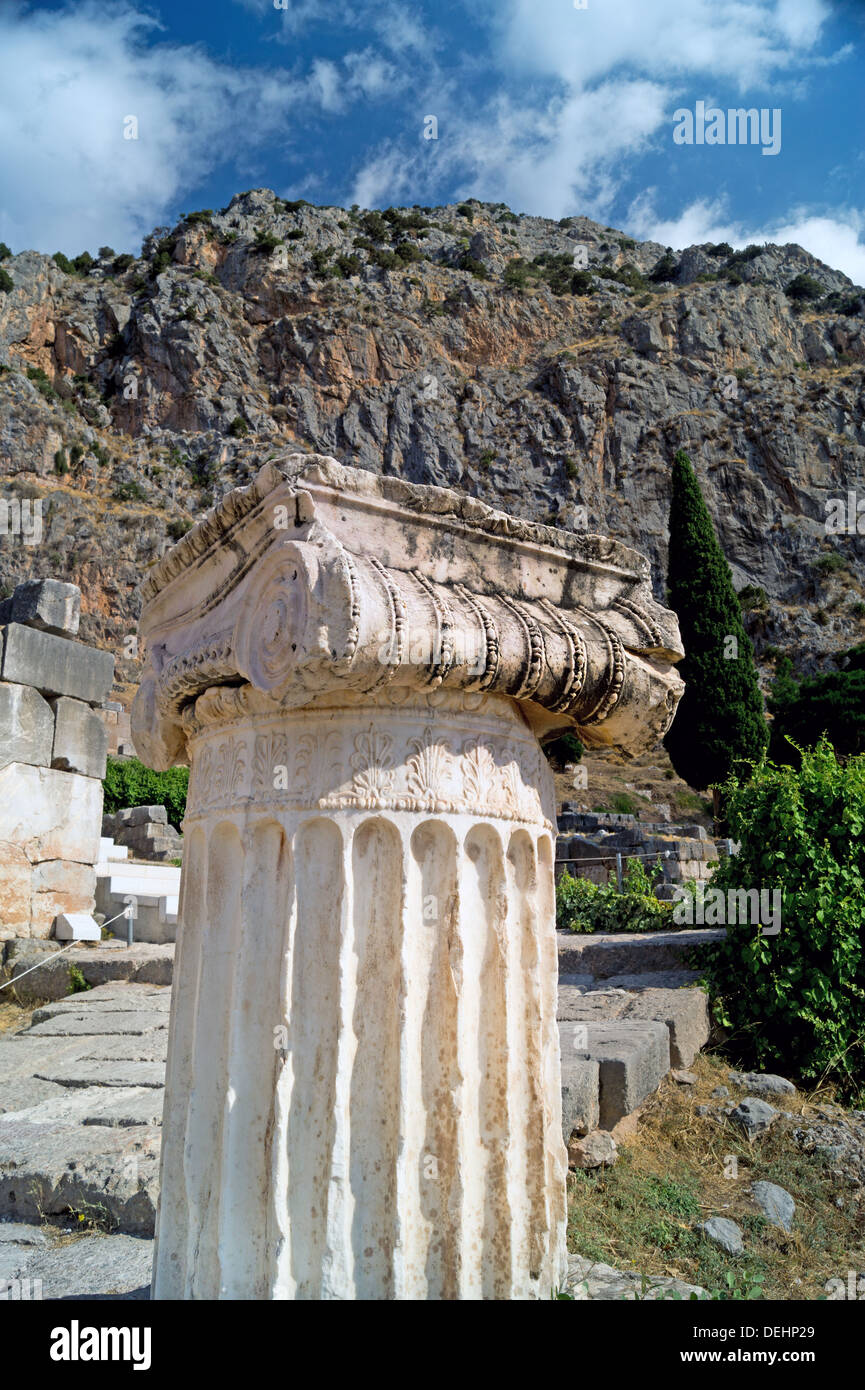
<box><xmin>0</xmin><ymin>580</ymin><xmax>114</xmax><ymax>939</ymax></box>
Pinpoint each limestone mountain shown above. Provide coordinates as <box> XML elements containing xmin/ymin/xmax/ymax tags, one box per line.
<box><xmin>1</xmin><ymin>190</ymin><xmax>863</xmax><ymax>700</ymax></box>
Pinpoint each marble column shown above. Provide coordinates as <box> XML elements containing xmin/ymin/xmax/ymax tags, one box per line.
<box><xmin>133</xmin><ymin>455</ymin><xmax>684</xmax><ymax>1300</ymax></box>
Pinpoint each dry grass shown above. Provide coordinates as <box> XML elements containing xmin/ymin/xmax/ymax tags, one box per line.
<box><xmin>567</xmin><ymin>1053</ymin><xmax>865</xmax><ymax>1299</ymax></box>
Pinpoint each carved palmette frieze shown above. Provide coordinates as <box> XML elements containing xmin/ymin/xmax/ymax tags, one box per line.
<box><xmin>183</xmin><ymin>700</ymin><xmax>551</xmax><ymax>827</ymax></box>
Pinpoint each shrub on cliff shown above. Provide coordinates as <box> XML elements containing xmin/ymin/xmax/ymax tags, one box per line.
<box><xmin>663</xmin><ymin>449</ymin><xmax>768</xmax><ymax>797</ymax></box>
<box><xmin>103</xmin><ymin>757</ymin><xmax>188</xmax><ymax>831</ymax></box>
<box><xmin>699</xmin><ymin>740</ymin><xmax>865</xmax><ymax>1100</ymax></box>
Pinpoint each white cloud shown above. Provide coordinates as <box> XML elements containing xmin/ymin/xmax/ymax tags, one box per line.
<box><xmin>626</xmin><ymin>191</ymin><xmax>865</xmax><ymax>283</ymax></box>
<box><xmin>351</xmin><ymin>0</ymin><xmax>842</xmax><ymax>228</ymax></box>
<box><xmin>0</xmin><ymin>2</ymin><xmax>317</xmax><ymax>254</ymax></box>
<box><xmin>496</xmin><ymin>0</ymin><xmax>832</xmax><ymax>91</ymax></box>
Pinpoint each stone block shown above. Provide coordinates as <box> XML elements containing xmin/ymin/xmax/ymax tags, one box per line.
<box><xmin>0</xmin><ymin>624</ymin><xmax>114</xmax><ymax>704</ymax></box>
<box><xmin>7</xmin><ymin>579</ymin><xmax>81</xmax><ymax>636</ymax></box>
<box><xmin>30</xmin><ymin>861</ymin><xmax>96</xmax><ymax>939</ymax></box>
<box><xmin>0</xmin><ymin>763</ymin><xmax>102</xmax><ymax>866</ymax></box>
<box><xmin>559</xmin><ymin>1052</ymin><xmax>600</xmax><ymax>1141</ymax></box>
<box><xmin>51</xmin><ymin>696</ymin><xmax>109</xmax><ymax>778</ymax></box>
<box><xmin>53</xmin><ymin>912</ymin><xmax>101</xmax><ymax>942</ymax></box>
<box><xmin>0</xmin><ymin>682</ymin><xmax>54</xmax><ymax>769</ymax></box>
<box><xmin>0</xmin><ymin>842</ymin><xmax>32</xmax><ymax>938</ymax></box>
<box><xmin>0</xmin><ymin>1118</ymin><xmax>160</xmax><ymax>1234</ymax></box>
<box><xmin>621</xmin><ymin>987</ymin><xmax>710</xmax><ymax>1069</ymax></box>
<box><xmin>584</xmin><ymin>1020</ymin><xmax>670</xmax><ymax>1130</ymax></box>
<box><xmin>117</xmin><ymin>805</ymin><xmax>168</xmax><ymax>828</ymax></box>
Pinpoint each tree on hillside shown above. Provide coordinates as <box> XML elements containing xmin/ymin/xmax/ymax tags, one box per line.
<box><xmin>663</xmin><ymin>449</ymin><xmax>768</xmax><ymax>805</ymax></box>
<box><xmin>768</xmin><ymin>644</ymin><xmax>865</xmax><ymax>762</ymax></box>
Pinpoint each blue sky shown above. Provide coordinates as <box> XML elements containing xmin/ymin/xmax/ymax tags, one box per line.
<box><xmin>1</xmin><ymin>0</ymin><xmax>863</xmax><ymax>279</ymax></box>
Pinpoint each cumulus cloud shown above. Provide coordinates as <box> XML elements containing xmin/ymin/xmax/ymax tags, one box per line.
<box><xmin>0</xmin><ymin>2</ymin><xmax>319</xmax><ymax>253</ymax></box>
<box><xmin>350</xmin><ymin>0</ymin><xmax>846</xmax><ymax>227</ymax></box>
<box><xmin>626</xmin><ymin>192</ymin><xmax>865</xmax><ymax>283</ymax></box>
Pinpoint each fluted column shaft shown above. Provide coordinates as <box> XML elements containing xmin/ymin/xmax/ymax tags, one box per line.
<box><xmin>152</xmin><ymin>690</ymin><xmax>568</xmax><ymax>1300</ymax></box>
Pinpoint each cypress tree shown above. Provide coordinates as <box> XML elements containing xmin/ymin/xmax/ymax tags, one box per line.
<box><xmin>663</xmin><ymin>449</ymin><xmax>768</xmax><ymax>795</ymax></box>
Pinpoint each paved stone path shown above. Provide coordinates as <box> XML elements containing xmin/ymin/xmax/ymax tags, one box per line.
<box><xmin>0</xmin><ymin>981</ymin><xmax>164</xmax><ymax>1297</ymax></box>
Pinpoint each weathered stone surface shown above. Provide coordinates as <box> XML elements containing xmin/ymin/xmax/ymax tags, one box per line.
<box><xmin>27</xmin><ymin>1011</ymin><xmax>168</xmax><ymax>1038</ymax></box>
<box><xmin>53</xmin><ymin>912</ymin><xmax>100</xmax><ymax>942</ymax></box>
<box><xmin>0</xmin><ymin>681</ymin><xmax>54</xmax><ymax>769</ymax></box>
<box><xmin>729</xmin><ymin>1096</ymin><xmax>778</xmax><ymax>1139</ymax></box>
<box><xmin>5</xmin><ymin>579</ymin><xmax>81</xmax><ymax>637</ymax></box>
<box><xmin>51</xmin><ymin>697</ymin><xmax>108</xmax><ymax>779</ymax></box>
<box><xmin>568</xmin><ymin>1129</ymin><xmax>618</xmax><ymax>1169</ymax></box>
<box><xmin>622</xmin><ymin>986</ymin><xmax>710</xmax><ymax>1069</ymax></box>
<box><xmin>560</xmin><ymin>1055</ymin><xmax>600</xmax><ymax>1140</ymax></box>
<box><xmin>557</xmin><ymin>929</ymin><xmax>724</xmax><ymax>979</ymax></box>
<box><xmin>73</xmin><ymin>1036</ymin><xmax>168</xmax><ymax>1064</ymax></box>
<box><xmin>729</xmin><ymin>1070</ymin><xmax>796</xmax><ymax>1097</ymax></box>
<box><xmin>696</xmin><ymin>1216</ymin><xmax>744</xmax><ymax>1255</ymax></box>
<box><xmin>560</xmin><ymin>1017</ymin><xmax>669</xmax><ymax>1130</ymax></box>
<box><xmin>0</xmin><ymin>1229</ymin><xmax>153</xmax><ymax>1300</ymax></box>
<box><xmin>32</xmin><ymin>984</ymin><xmax>171</xmax><ymax>1020</ymax></box>
<box><xmin>0</xmin><ymin>1221</ymin><xmax>50</xmax><ymax>1246</ymax></box>
<box><xmin>31</xmin><ymin>863</ymin><xmax>96</xmax><ymax>938</ymax></box>
<box><xmin>4</xmin><ymin>942</ymin><xmax>174</xmax><ymax>1001</ymax></box>
<box><xmin>0</xmin><ymin>1085</ymin><xmax>164</xmax><ymax>1129</ymax></box>
<box><xmin>0</xmin><ymin>1120</ymin><xmax>160</xmax><ymax>1234</ymax></box>
<box><xmin>0</xmin><ymin>843</ymin><xmax>32</xmax><ymax>938</ymax></box>
<box><xmin>35</xmin><ymin>1061</ymin><xmax>166</xmax><ymax>1088</ymax></box>
<box><xmin>751</xmin><ymin>1180</ymin><xmax>795</xmax><ymax>1232</ymax></box>
<box><xmin>564</xmin><ymin>1253</ymin><xmax>705</xmax><ymax>1301</ymax></box>
<box><xmin>0</xmin><ymin>764</ymin><xmax>102</xmax><ymax>868</ymax></box>
<box><xmin>672</xmin><ymin>1070</ymin><xmax>698</xmax><ymax>1085</ymax></box>
<box><xmin>116</xmin><ymin>805</ymin><xmax>168</xmax><ymax>828</ymax></box>
<box><xmin>0</xmin><ymin>624</ymin><xmax>114</xmax><ymax>704</ymax></box>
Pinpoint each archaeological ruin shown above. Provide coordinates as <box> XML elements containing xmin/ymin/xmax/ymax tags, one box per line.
<box><xmin>131</xmin><ymin>454</ymin><xmax>685</xmax><ymax>1299</ymax></box>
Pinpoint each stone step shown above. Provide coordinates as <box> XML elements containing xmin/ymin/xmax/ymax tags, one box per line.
<box><xmin>557</xmin><ymin>928</ymin><xmax>724</xmax><ymax>979</ymax></box>
<box><xmin>0</xmin><ymin>1223</ymin><xmax>153</xmax><ymax>1299</ymax></box>
<box><xmin>4</xmin><ymin>942</ymin><xmax>174</xmax><ymax>1003</ymax></box>
<box><xmin>560</xmin><ymin>1018</ymin><xmax>670</xmax><ymax>1132</ymax></box>
<box><xmin>0</xmin><ymin>1117</ymin><xmax>160</xmax><ymax>1234</ymax></box>
<box><xmin>558</xmin><ymin>979</ymin><xmax>710</xmax><ymax>1070</ymax></box>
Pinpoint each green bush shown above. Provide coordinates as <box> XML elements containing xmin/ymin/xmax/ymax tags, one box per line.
<box><xmin>768</xmin><ymin>647</ymin><xmax>865</xmax><ymax>761</ymax></box>
<box><xmin>0</xmin><ymin>267</ymin><xmax>12</xmax><ymax>294</ymax></box>
<box><xmin>700</xmin><ymin>739</ymin><xmax>865</xmax><ymax>1099</ymax></box>
<box><xmin>26</xmin><ymin>366</ymin><xmax>57</xmax><ymax>401</ymax></box>
<box><xmin>556</xmin><ymin>860</ymin><xmax>672</xmax><ymax>934</ymax></box>
<box><xmin>0</xmin><ymin>242</ymin><xmax>11</xmax><ymax>261</ymax></box>
<box><xmin>112</xmin><ymin>480</ymin><xmax>147</xmax><ymax>502</ymax></box>
<box><xmin>228</xmin><ymin>416</ymin><xmax>249</xmax><ymax>437</ymax></box>
<box><xmin>103</xmin><ymin>756</ymin><xmax>189</xmax><ymax>831</ymax></box>
<box><xmin>542</xmin><ymin>731</ymin><xmax>584</xmax><ymax>771</ymax></box>
<box><xmin>52</xmin><ymin>252</ymin><xmax>75</xmax><ymax>274</ymax></box>
<box><xmin>359</xmin><ymin>210</ymin><xmax>388</xmax><ymax>241</ymax></box>
<box><xmin>650</xmin><ymin>248</ymin><xmax>678</xmax><ymax>283</ymax></box>
<box><xmin>457</xmin><ymin>253</ymin><xmax>488</xmax><ymax>279</ymax></box>
<box><xmin>785</xmin><ymin>273</ymin><xmax>823</xmax><ymax>303</ymax></box>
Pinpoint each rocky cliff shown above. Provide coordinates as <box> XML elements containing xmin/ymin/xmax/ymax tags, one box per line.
<box><xmin>1</xmin><ymin>190</ymin><xmax>863</xmax><ymax>701</ymax></box>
